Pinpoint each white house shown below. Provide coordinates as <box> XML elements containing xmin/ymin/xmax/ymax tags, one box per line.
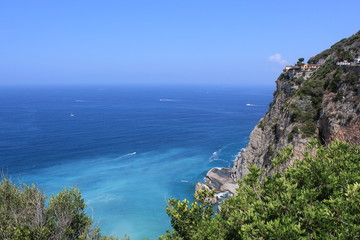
<box><xmin>336</xmin><ymin>61</ymin><xmax>351</xmax><ymax>66</ymax></box>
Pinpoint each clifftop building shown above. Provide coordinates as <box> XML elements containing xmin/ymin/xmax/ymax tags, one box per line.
<box><xmin>301</xmin><ymin>64</ymin><xmax>321</xmax><ymax>70</ymax></box>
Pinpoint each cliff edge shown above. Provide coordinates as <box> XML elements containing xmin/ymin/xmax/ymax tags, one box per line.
<box><xmin>201</xmin><ymin>31</ymin><xmax>360</xmax><ymax>198</ymax></box>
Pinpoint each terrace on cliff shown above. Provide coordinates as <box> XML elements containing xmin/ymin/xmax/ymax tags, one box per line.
<box><xmin>284</xmin><ymin>58</ymin><xmax>321</xmax><ymax>80</ymax></box>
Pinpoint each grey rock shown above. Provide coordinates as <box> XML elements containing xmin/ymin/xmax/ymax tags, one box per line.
<box><xmin>205</xmin><ymin>168</ymin><xmax>238</xmax><ymax>194</ymax></box>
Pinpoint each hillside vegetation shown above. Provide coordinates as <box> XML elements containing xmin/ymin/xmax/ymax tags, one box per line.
<box><xmin>0</xmin><ymin>179</ymin><xmax>121</xmax><ymax>240</ymax></box>
<box><xmin>161</xmin><ymin>141</ymin><xmax>360</xmax><ymax>239</ymax></box>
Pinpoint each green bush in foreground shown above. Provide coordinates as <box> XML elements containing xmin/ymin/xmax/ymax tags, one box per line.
<box><xmin>161</xmin><ymin>141</ymin><xmax>360</xmax><ymax>239</ymax></box>
<box><xmin>0</xmin><ymin>179</ymin><xmax>118</xmax><ymax>240</ymax></box>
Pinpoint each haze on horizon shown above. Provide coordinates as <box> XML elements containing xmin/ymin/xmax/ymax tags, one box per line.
<box><xmin>1</xmin><ymin>0</ymin><xmax>359</xmax><ymax>86</ymax></box>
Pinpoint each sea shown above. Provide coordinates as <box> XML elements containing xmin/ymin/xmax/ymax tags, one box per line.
<box><xmin>0</xmin><ymin>84</ymin><xmax>273</xmax><ymax>239</ymax></box>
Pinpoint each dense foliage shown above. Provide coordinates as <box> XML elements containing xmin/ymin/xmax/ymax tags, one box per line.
<box><xmin>0</xmin><ymin>179</ymin><xmax>118</xmax><ymax>240</ymax></box>
<box><xmin>161</xmin><ymin>188</ymin><xmax>214</xmax><ymax>240</ymax></box>
<box><xmin>161</xmin><ymin>141</ymin><xmax>360</xmax><ymax>239</ymax></box>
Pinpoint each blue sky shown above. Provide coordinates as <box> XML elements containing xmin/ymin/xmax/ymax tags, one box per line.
<box><xmin>1</xmin><ymin>0</ymin><xmax>359</xmax><ymax>86</ymax></box>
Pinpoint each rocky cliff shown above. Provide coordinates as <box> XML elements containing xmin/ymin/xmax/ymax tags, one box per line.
<box><xmin>201</xmin><ymin>31</ymin><xmax>360</xmax><ymax>199</ymax></box>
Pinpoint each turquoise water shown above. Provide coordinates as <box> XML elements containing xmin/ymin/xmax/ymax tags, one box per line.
<box><xmin>0</xmin><ymin>85</ymin><xmax>272</xmax><ymax>239</ymax></box>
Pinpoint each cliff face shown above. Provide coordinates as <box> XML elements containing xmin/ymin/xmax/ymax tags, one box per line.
<box><xmin>232</xmin><ymin>31</ymin><xmax>360</xmax><ymax>182</ymax></box>
<box><xmin>232</xmin><ymin>76</ymin><xmax>311</xmax><ymax>180</ymax></box>
<box><xmin>202</xmin><ymin>31</ymin><xmax>360</xmax><ymax>197</ymax></box>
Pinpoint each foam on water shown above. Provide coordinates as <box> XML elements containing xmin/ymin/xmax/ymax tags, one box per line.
<box><xmin>209</xmin><ymin>144</ymin><xmax>235</xmax><ymax>166</ymax></box>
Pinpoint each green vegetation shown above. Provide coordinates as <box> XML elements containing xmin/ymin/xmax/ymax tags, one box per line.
<box><xmin>294</xmin><ymin>76</ymin><xmax>305</xmax><ymax>85</ymax></box>
<box><xmin>325</xmin><ymin>66</ymin><xmax>359</xmax><ymax>94</ymax></box>
<box><xmin>345</xmin><ymin>71</ymin><xmax>360</xmax><ymax>92</ymax></box>
<box><xmin>326</xmin><ymin>66</ymin><xmax>344</xmax><ymax>92</ymax></box>
<box><xmin>0</xmin><ymin>179</ymin><xmax>118</xmax><ymax>240</ymax></box>
<box><xmin>335</xmin><ymin>49</ymin><xmax>353</xmax><ymax>61</ymax></box>
<box><xmin>257</xmin><ymin>119</ymin><xmax>265</xmax><ymax>130</ymax></box>
<box><xmin>289</xmin><ymin>49</ymin><xmax>359</xmax><ymax>136</ymax></box>
<box><xmin>308</xmin><ymin>31</ymin><xmax>360</xmax><ymax>64</ymax></box>
<box><xmin>288</xmin><ymin>100</ymin><xmax>319</xmax><ymax>138</ymax></box>
<box><xmin>287</xmin><ymin>126</ymin><xmax>299</xmax><ymax>142</ymax></box>
<box><xmin>288</xmin><ymin>59</ymin><xmax>340</xmax><ymax>137</ymax></box>
<box><xmin>161</xmin><ymin>190</ymin><xmax>214</xmax><ymax>240</ymax></box>
<box><xmin>161</xmin><ymin>141</ymin><xmax>360</xmax><ymax>239</ymax></box>
<box><xmin>296</xmin><ymin>57</ymin><xmax>305</xmax><ymax>66</ymax></box>
<box><xmin>308</xmin><ymin>48</ymin><xmax>332</xmax><ymax>64</ymax></box>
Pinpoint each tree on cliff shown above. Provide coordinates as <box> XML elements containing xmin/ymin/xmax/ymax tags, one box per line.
<box><xmin>296</xmin><ymin>57</ymin><xmax>305</xmax><ymax>66</ymax></box>
<box><xmin>0</xmin><ymin>179</ymin><xmax>119</xmax><ymax>240</ymax></box>
<box><xmin>161</xmin><ymin>141</ymin><xmax>360</xmax><ymax>239</ymax></box>
<box><xmin>160</xmin><ymin>189</ymin><xmax>214</xmax><ymax>240</ymax></box>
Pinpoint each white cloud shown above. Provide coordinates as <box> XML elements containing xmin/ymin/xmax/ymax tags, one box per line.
<box><xmin>268</xmin><ymin>53</ymin><xmax>288</xmax><ymax>65</ymax></box>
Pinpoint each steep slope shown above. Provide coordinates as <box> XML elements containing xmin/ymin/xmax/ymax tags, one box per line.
<box><xmin>233</xmin><ymin>31</ymin><xmax>360</xmax><ymax>180</ymax></box>
<box><xmin>202</xmin><ymin>31</ymin><xmax>360</xmax><ymax>196</ymax></box>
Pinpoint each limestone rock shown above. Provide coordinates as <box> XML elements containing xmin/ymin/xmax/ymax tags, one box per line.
<box><xmin>205</xmin><ymin>168</ymin><xmax>237</xmax><ymax>194</ymax></box>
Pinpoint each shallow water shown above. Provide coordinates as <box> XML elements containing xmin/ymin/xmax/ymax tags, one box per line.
<box><xmin>0</xmin><ymin>84</ymin><xmax>272</xmax><ymax>239</ymax></box>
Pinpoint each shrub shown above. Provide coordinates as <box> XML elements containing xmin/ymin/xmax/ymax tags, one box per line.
<box><xmin>0</xmin><ymin>179</ymin><xmax>118</xmax><ymax>240</ymax></box>
<box><xmin>335</xmin><ymin>91</ymin><xmax>344</xmax><ymax>101</ymax></box>
<box><xmin>294</xmin><ymin>77</ymin><xmax>305</xmax><ymax>85</ymax></box>
<box><xmin>258</xmin><ymin>119</ymin><xmax>265</xmax><ymax>130</ymax></box>
<box><xmin>288</xmin><ymin>127</ymin><xmax>299</xmax><ymax>141</ymax></box>
<box><xmin>301</xmin><ymin>120</ymin><xmax>317</xmax><ymax>137</ymax></box>
<box><xmin>161</xmin><ymin>189</ymin><xmax>214</xmax><ymax>240</ymax></box>
<box><xmin>162</xmin><ymin>141</ymin><xmax>360</xmax><ymax>239</ymax></box>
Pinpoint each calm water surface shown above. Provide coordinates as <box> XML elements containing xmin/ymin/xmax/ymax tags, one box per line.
<box><xmin>0</xmin><ymin>84</ymin><xmax>273</xmax><ymax>239</ymax></box>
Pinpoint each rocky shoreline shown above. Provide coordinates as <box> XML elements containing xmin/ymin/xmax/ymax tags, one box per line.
<box><xmin>196</xmin><ymin>167</ymin><xmax>238</xmax><ymax>203</ymax></box>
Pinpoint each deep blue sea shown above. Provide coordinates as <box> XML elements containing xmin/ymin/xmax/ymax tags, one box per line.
<box><xmin>0</xmin><ymin>84</ymin><xmax>273</xmax><ymax>239</ymax></box>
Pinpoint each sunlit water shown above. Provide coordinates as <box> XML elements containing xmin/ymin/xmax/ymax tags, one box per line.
<box><xmin>0</xmin><ymin>85</ymin><xmax>272</xmax><ymax>239</ymax></box>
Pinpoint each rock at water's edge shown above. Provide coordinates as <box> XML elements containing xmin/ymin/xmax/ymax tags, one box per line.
<box><xmin>205</xmin><ymin>168</ymin><xmax>238</xmax><ymax>194</ymax></box>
